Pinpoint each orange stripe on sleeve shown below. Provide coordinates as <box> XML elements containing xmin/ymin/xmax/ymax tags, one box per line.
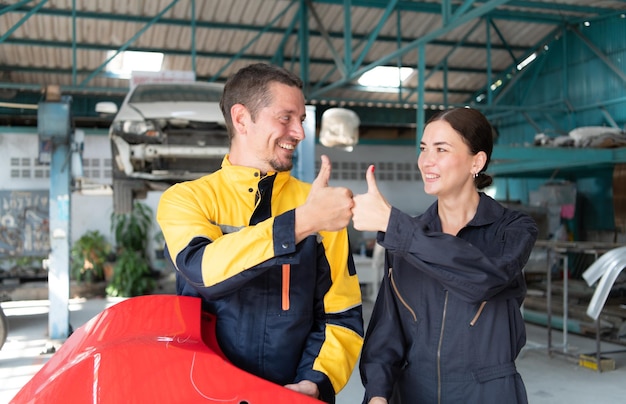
<box><xmin>282</xmin><ymin>263</ymin><xmax>290</xmax><ymax>311</ymax></box>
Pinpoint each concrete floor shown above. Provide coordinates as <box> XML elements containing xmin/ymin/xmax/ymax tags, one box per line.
<box><xmin>1</xmin><ymin>297</ymin><xmax>625</xmax><ymax>404</ymax></box>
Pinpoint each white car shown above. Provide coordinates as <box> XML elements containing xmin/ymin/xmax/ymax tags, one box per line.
<box><xmin>96</xmin><ymin>82</ymin><xmax>229</xmax><ymax>213</ymax></box>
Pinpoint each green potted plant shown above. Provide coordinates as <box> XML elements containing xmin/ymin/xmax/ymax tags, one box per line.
<box><xmin>71</xmin><ymin>230</ymin><xmax>111</xmax><ymax>283</ymax></box>
<box><xmin>106</xmin><ymin>202</ymin><xmax>156</xmax><ymax>297</ymax></box>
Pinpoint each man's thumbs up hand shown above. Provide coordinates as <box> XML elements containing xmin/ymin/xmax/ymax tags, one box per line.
<box><xmin>311</xmin><ymin>154</ymin><xmax>331</xmax><ymax>189</ymax></box>
<box><xmin>295</xmin><ymin>155</ymin><xmax>354</xmax><ymax>242</ymax></box>
<box><xmin>352</xmin><ymin>165</ymin><xmax>392</xmax><ymax>232</ymax></box>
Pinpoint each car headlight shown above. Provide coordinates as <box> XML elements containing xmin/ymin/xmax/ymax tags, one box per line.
<box><xmin>121</xmin><ymin>120</ymin><xmax>156</xmax><ymax>136</ymax></box>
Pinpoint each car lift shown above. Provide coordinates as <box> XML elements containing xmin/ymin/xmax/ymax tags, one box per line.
<box><xmin>37</xmin><ymin>85</ymin><xmax>82</xmax><ymax>340</ymax></box>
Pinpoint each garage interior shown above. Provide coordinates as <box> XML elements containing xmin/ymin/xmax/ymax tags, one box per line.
<box><xmin>1</xmin><ymin>1</ymin><xmax>626</xmax><ymax>403</ymax></box>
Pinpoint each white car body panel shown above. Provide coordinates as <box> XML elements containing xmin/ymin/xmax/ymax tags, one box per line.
<box><xmin>114</xmin><ymin>102</ymin><xmax>225</xmax><ymax>124</ymax></box>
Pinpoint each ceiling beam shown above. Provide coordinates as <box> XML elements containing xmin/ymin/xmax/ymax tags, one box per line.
<box><xmin>310</xmin><ymin>0</ymin><xmax>513</xmax><ymax>98</ymax></box>
<box><xmin>0</xmin><ymin>41</ymin><xmax>500</xmax><ymax>76</ymax></box>
<box><xmin>4</xmin><ymin>1</ymin><xmax>617</xmax><ymax>26</ymax></box>
<box><xmin>0</xmin><ymin>4</ymin><xmax>552</xmax><ymax>51</ymax></box>
<box><xmin>314</xmin><ymin>0</ymin><xmax>620</xmax><ymax>20</ymax></box>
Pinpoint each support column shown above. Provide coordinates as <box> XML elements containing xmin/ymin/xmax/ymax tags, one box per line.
<box><xmin>38</xmin><ymin>91</ymin><xmax>72</xmax><ymax>340</ymax></box>
<box><xmin>48</xmin><ymin>140</ymin><xmax>71</xmax><ymax>340</ymax></box>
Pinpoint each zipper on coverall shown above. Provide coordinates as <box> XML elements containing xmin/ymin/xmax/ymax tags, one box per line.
<box><xmin>436</xmin><ymin>294</ymin><xmax>485</xmax><ymax>403</ymax></box>
<box><xmin>391</xmin><ymin>264</ymin><xmax>488</xmax><ymax>404</ymax></box>
<box><xmin>389</xmin><ymin>268</ymin><xmax>417</xmax><ymax>321</ymax></box>
<box><xmin>391</xmin><ymin>268</ymin><xmax>447</xmax><ymax>404</ymax></box>
<box><xmin>436</xmin><ymin>295</ymin><xmax>486</xmax><ymax>403</ymax></box>
<box><xmin>437</xmin><ymin>291</ymin><xmax>449</xmax><ymax>404</ymax></box>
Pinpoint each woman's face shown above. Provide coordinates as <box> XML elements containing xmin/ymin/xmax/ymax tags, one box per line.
<box><xmin>417</xmin><ymin>120</ymin><xmax>480</xmax><ymax>198</ymax></box>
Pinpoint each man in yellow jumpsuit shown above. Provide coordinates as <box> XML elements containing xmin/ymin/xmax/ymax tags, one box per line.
<box><xmin>157</xmin><ymin>63</ymin><xmax>364</xmax><ymax>403</ymax></box>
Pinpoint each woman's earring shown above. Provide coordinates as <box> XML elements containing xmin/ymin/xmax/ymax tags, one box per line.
<box><xmin>472</xmin><ymin>172</ymin><xmax>478</xmax><ymax>178</ymax></box>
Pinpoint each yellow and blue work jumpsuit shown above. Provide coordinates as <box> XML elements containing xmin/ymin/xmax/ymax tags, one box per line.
<box><xmin>157</xmin><ymin>156</ymin><xmax>364</xmax><ymax>403</ymax></box>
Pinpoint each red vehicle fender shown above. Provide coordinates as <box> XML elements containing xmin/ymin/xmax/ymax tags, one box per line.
<box><xmin>11</xmin><ymin>295</ymin><xmax>322</xmax><ymax>404</ymax></box>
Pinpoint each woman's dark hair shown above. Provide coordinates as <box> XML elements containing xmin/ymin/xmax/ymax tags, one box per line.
<box><xmin>426</xmin><ymin>107</ymin><xmax>495</xmax><ymax>189</ymax></box>
<box><xmin>219</xmin><ymin>63</ymin><xmax>303</xmax><ymax>140</ymax></box>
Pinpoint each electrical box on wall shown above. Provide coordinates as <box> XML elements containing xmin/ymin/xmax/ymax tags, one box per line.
<box><xmin>37</xmin><ymin>100</ymin><xmax>71</xmax><ymax>142</ymax></box>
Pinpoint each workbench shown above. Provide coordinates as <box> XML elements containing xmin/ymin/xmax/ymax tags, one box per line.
<box><xmin>533</xmin><ymin>240</ymin><xmax>625</xmax><ymax>371</ymax></box>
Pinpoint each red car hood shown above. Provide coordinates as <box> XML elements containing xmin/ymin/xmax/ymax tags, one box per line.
<box><xmin>11</xmin><ymin>295</ymin><xmax>322</xmax><ymax>404</ymax></box>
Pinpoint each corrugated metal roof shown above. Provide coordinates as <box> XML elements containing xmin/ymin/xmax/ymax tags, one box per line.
<box><xmin>0</xmin><ymin>0</ymin><xmax>624</xmax><ymax>114</ymax></box>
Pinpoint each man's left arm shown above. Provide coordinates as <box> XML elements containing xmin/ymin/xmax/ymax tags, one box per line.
<box><xmin>292</xmin><ymin>229</ymin><xmax>364</xmax><ymax>402</ymax></box>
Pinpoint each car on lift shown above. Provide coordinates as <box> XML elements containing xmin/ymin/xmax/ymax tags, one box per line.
<box><xmin>96</xmin><ymin>81</ymin><xmax>229</xmax><ymax>213</ymax></box>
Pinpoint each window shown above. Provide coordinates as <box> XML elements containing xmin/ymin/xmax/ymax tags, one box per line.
<box><xmin>105</xmin><ymin>50</ymin><xmax>163</xmax><ymax>79</ymax></box>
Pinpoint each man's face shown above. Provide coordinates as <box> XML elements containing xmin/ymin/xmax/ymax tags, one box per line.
<box><xmin>244</xmin><ymin>82</ymin><xmax>307</xmax><ymax>173</ymax></box>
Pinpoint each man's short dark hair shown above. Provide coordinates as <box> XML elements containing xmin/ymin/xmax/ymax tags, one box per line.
<box><xmin>219</xmin><ymin>63</ymin><xmax>304</xmax><ymax>139</ymax></box>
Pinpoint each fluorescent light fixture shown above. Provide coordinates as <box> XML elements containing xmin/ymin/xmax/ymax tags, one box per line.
<box><xmin>105</xmin><ymin>51</ymin><xmax>164</xmax><ymax>78</ymax></box>
<box><xmin>358</xmin><ymin>66</ymin><xmax>414</xmax><ymax>89</ymax></box>
<box><xmin>490</xmin><ymin>79</ymin><xmax>503</xmax><ymax>91</ymax></box>
<box><xmin>516</xmin><ymin>52</ymin><xmax>537</xmax><ymax>71</ymax></box>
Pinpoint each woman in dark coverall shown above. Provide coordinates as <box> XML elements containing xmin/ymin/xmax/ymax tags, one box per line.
<box><xmin>351</xmin><ymin>107</ymin><xmax>538</xmax><ymax>404</ymax></box>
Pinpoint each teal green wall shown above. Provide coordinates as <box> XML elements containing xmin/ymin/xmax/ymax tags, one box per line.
<box><xmin>488</xmin><ymin>15</ymin><xmax>625</xmax><ymax>236</ymax></box>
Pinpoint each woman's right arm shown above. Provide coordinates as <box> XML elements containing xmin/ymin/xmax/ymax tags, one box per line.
<box><xmin>360</xmin><ymin>261</ymin><xmax>405</xmax><ymax>403</ymax></box>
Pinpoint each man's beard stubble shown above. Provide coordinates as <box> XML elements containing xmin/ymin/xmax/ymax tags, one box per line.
<box><xmin>269</xmin><ymin>156</ymin><xmax>293</xmax><ymax>172</ymax></box>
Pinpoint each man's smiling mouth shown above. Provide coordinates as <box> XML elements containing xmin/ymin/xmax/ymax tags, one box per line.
<box><xmin>278</xmin><ymin>142</ymin><xmax>296</xmax><ymax>150</ymax></box>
